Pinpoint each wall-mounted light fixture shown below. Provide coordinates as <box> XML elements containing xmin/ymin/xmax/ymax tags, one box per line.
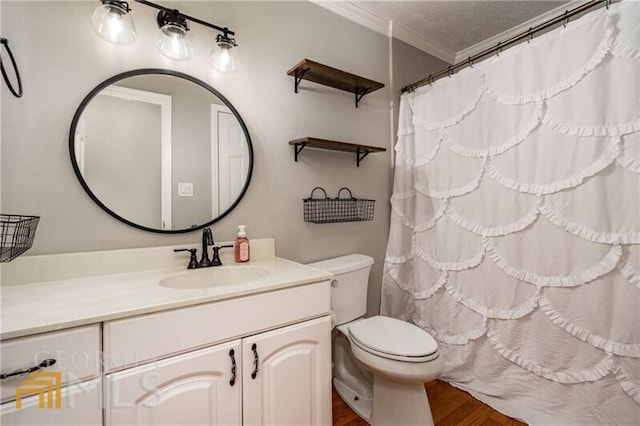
<box><xmin>155</xmin><ymin>9</ymin><xmax>192</xmax><ymax>61</ymax></box>
<box><xmin>90</xmin><ymin>0</ymin><xmax>238</xmax><ymax>72</ymax></box>
<box><xmin>90</xmin><ymin>0</ymin><xmax>136</xmax><ymax>45</ymax></box>
<box><xmin>210</xmin><ymin>30</ymin><xmax>238</xmax><ymax>73</ymax></box>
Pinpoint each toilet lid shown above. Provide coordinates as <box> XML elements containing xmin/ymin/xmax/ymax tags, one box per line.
<box><xmin>348</xmin><ymin>316</ymin><xmax>439</xmax><ymax>362</ymax></box>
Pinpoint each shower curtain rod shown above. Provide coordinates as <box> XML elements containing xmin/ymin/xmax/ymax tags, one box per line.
<box><xmin>401</xmin><ymin>0</ymin><xmax>610</xmax><ymax>93</ymax></box>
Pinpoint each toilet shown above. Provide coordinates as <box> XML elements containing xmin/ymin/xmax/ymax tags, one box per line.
<box><xmin>307</xmin><ymin>254</ymin><xmax>443</xmax><ymax>426</ymax></box>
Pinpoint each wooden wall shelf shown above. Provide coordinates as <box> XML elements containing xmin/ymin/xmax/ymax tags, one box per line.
<box><xmin>287</xmin><ymin>59</ymin><xmax>384</xmax><ymax>108</ymax></box>
<box><xmin>289</xmin><ymin>137</ymin><xmax>386</xmax><ymax>167</ymax></box>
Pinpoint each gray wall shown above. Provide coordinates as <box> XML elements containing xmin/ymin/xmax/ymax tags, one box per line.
<box><xmin>1</xmin><ymin>1</ymin><xmax>447</xmax><ymax>315</ymax></box>
<box><xmin>0</xmin><ymin>0</ymin><xmax>4</xmax><ymax>258</ymax></box>
<box><xmin>390</xmin><ymin>38</ymin><xmax>450</xmax><ymax>150</ymax></box>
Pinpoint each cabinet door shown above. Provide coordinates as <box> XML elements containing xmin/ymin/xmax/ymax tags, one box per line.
<box><xmin>242</xmin><ymin>316</ymin><xmax>331</xmax><ymax>425</ymax></box>
<box><xmin>0</xmin><ymin>378</ymin><xmax>101</xmax><ymax>425</ymax></box>
<box><xmin>106</xmin><ymin>340</ymin><xmax>241</xmax><ymax>425</ymax></box>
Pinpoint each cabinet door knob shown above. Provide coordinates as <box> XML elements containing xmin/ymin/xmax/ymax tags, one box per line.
<box><xmin>251</xmin><ymin>343</ymin><xmax>259</xmax><ymax>380</ymax></box>
<box><xmin>229</xmin><ymin>349</ymin><xmax>237</xmax><ymax>386</ymax></box>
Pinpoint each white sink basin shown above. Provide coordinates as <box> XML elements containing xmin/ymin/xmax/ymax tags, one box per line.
<box><xmin>160</xmin><ymin>266</ymin><xmax>271</xmax><ymax>289</ymax></box>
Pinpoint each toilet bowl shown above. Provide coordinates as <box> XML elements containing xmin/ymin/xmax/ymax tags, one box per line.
<box><xmin>307</xmin><ymin>254</ymin><xmax>443</xmax><ymax>425</ymax></box>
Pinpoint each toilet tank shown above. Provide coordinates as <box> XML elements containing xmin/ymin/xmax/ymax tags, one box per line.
<box><xmin>307</xmin><ymin>254</ymin><xmax>374</xmax><ymax>326</ymax></box>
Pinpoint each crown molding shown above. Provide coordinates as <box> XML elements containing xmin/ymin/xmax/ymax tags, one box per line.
<box><xmin>391</xmin><ymin>20</ymin><xmax>457</xmax><ymax>64</ymax></box>
<box><xmin>310</xmin><ymin>0</ymin><xmax>391</xmax><ymax>36</ymax></box>
<box><xmin>454</xmin><ymin>0</ymin><xmax>585</xmax><ymax>63</ymax></box>
<box><xmin>311</xmin><ymin>0</ymin><xmax>589</xmax><ymax>67</ymax></box>
<box><xmin>310</xmin><ymin>0</ymin><xmax>456</xmax><ymax>64</ymax></box>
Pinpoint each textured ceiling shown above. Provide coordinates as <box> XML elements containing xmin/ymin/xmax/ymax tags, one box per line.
<box><xmin>318</xmin><ymin>1</ymin><xmax>572</xmax><ymax>61</ymax></box>
<box><xmin>360</xmin><ymin>1</ymin><xmax>570</xmax><ymax>52</ymax></box>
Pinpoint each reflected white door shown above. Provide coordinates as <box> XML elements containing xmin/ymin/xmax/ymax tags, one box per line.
<box><xmin>211</xmin><ymin>105</ymin><xmax>249</xmax><ymax>217</ymax></box>
<box><xmin>88</xmin><ymin>86</ymin><xmax>172</xmax><ymax>230</ymax></box>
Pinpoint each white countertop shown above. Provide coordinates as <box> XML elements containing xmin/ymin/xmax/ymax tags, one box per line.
<box><xmin>0</xmin><ymin>255</ymin><xmax>332</xmax><ymax>341</ymax></box>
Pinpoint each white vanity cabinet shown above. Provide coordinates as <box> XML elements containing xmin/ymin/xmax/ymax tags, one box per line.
<box><xmin>0</xmin><ymin>379</ymin><xmax>102</xmax><ymax>425</ymax></box>
<box><xmin>105</xmin><ymin>340</ymin><xmax>242</xmax><ymax>425</ymax></box>
<box><xmin>0</xmin><ymin>253</ymin><xmax>333</xmax><ymax>426</ymax></box>
<box><xmin>242</xmin><ymin>316</ymin><xmax>331</xmax><ymax>425</ymax></box>
<box><xmin>103</xmin><ymin>280</ymin><xmax>332</xmax><ymax>425</ymax></box>
<box><xmin>105</xmin><ymin>316</ymin><xmax>331</xmax><ymax>426</ymax></box>
<box><xmin>0</xmin><ymin>325</ymin><xmax>102</xmax><ymax>425</ymax></box>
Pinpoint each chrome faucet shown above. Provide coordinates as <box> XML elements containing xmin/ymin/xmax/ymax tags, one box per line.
<box><xmin>200</xmin><ymin>227</ymin><xmax>214</xmax><ymax>267</ymax></box>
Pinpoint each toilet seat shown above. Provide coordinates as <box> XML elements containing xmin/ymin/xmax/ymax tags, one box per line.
<box><xmin>348</xmin><ymin>316</ymin><xmax>439</xmax><ymax>363</ymax></box>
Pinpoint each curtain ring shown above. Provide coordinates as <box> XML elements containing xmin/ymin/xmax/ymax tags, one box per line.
<box><xmin>427</xmin><ymin>74</ymin><xmax>433</xmax><ymax>86</ymax></box>
<box><xmin>606</xmin><ymin>0</ymin><xmax>611</xmax><ymax>9</ymax></box>
<box><xmin>563</xmin><ymin>10</ymin><xmax>569</xmax><ymax>28</ymax></box>
<box><xmin>527</xmin><ymin>27</ymin><xmax>534</xmax><ymax>43</ymax></box>
<box><xmin>447</xmin><ymin>65</ymin><xmax>453</xmax><ymax>78</ymax></box>
<box><xmin>496</xmin><ymin>41</ymin><xmax>502</xmax><ymax>57</ymax></box>
<box><xmin>468</xmin><ymin>57</ymin><xmax>473</xmax><ymax>68</ymax></box>
<box><xmin>0</xmin><ymin>37</ymin><xmax>23</xmax><ymax>98</ymax></box>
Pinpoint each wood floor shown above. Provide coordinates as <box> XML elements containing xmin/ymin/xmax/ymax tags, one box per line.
<box><xmin>332</xmin><ymin>380</ymin><xmax>527</xmax><ymax>426</ymax></box>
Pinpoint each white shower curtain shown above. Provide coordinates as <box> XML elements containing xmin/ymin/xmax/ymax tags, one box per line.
<box><xmin>382</xmin><ymin>2</ymin><xmax>640</xmax><ymax>425</ymax></box>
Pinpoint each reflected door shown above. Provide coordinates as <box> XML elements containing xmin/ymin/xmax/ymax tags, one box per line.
<box><xmin>211</xmin><ymin>105</ymin><xmax>249</xmax><ymax>217</ymax></box>
<box><xmin>81</xmin><ymin>86</ymin><xmax>172</xmax><ymax>230</ymax></box>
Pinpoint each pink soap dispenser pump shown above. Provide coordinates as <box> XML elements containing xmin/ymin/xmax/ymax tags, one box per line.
<box><xmin>234</xmin><ymin>225</ymin><xmax>250</xmax><ymax>263</ymax></box>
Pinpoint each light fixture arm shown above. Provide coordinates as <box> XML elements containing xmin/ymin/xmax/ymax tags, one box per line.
<box><xmin>101</xmin><ymin>0</ymin><xmax>131</xmax><ymax>13</ymax></box>
<box><xmin>134</xmin><ymin>0</ymin><xmax>234</xmax><ymax>37</ymax></box>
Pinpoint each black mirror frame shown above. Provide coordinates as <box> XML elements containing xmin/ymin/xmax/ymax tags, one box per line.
<box><xmin>69</xmin><ymin>68</ymin><xmax>254</xmax><ymax>234</ymax></box>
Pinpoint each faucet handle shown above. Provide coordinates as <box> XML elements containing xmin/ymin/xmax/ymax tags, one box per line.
<box><xmin>211</xmin><ymin>245</ymin><xmax>234</xmax><ymax>266</ymax></box>
<box><xmin>174</xmin><ymin>248</ymin><xmax>199</xmax><ymax>269</ymax></box>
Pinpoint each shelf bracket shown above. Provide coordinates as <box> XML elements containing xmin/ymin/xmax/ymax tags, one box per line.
<box><xmin>294</xmin><ymin>68</ymin><xmax>310</xmax><ymax>94</ymax></box>
<box><xmin>293</xmin><ymin>143</ymin><xmax>307</xmax><ymax>161</ymax></box>
<box><xmin>354</xmin><ymin>87</ymin><xmax>369</xmax><ymax>108</ymax></box>
<box><xmin>356</xmin><ymin>148</ymin><xmax>370</xmax><ymax>167</ymax></box>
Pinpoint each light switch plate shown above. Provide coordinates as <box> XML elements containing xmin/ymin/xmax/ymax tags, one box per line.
<box><xmin>178</xmin><ymin>182</ymin><xmax>194</xmax><ymax>197</ymax></box>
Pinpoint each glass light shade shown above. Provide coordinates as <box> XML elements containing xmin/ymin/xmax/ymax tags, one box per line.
<box><xmin>156</xmin><ymin>24</ymin><xmax>193</xmax><ymax>61</ymax></box>
<box><xmin>210</xmin><ymin>41</ymin><xmax>237</xmax><ymax>73</ymax></box>
<box><xmin>90</xmin><ymin>2</ymin><xmax>136</xmax><ymax>46</ymax></box>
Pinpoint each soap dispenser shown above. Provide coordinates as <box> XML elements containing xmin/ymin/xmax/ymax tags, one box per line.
<box><xmin>234</xmin><ymin>225</ymin><xmax>250</xmax><ymax>263</ymax></box>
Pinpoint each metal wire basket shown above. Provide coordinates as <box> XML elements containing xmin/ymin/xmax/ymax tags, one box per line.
<box><xmin>303</xmin><ymin>187</ymin><xmax>374</xmax><ymax>224</ymax></box>
<box><xmin>0</xmin><ymin>214</ymin><xmax>40</xmax><ymax>262</ymax></box>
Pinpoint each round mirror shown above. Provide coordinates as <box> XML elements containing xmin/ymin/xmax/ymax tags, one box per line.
<box><xmin>69</xmin><ymin>69</ymin><xmax>253</xmax><ymax>233</ymax></box>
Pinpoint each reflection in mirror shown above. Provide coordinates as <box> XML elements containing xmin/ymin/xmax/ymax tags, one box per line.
<box><xmin>69</xmin><ymin>69</ymin><xmax>253</xmax><ymax>233</ymax></box>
